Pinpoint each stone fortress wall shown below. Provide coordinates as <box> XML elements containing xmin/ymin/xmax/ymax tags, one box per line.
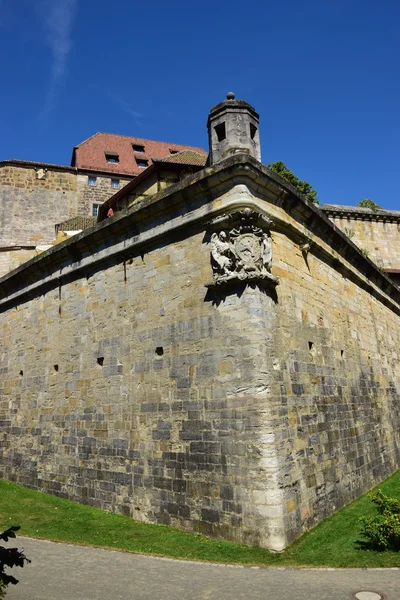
<box><xmin>0</xmin><ymin>150</ymin><xmax>399</xmax><ymax>551</ymax></box>
<box><xmin>0</xmin><ymin>163</ymin><xmax>78</xmax><ymax>274</ymax></box>
<box><xmin>0</xmin><ymin>162</ymin><xmax>133</xmax><ymax>275</ymax></box>
<box><xmin>0</xmin><ymin>163</ymin><xmax>78</xmax><ymax>247</ymax></box>
<box><xmin>321</xmin><ymin>205</ymin><xmax>400</xmax><ymax>281</ymax></box>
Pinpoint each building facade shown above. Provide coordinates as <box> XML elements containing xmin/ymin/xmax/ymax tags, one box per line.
<box><xmin>0</xmin><ymin>136</ymin><xmax>207</xmax><ymax>276</ymax></box>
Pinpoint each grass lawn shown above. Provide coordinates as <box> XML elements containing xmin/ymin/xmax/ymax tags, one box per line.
<box><xmin>0</xmin><ymin>472</ymin><xmax>399</xmax><ymax>568</ymax></box>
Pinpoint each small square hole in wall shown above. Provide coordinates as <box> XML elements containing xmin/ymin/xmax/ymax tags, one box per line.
<box><xmin>97</xmin><ymin>357</ymin><xmax>104</xmax><ymax>366</ymax></box>
<box><xmin>54</xmin><ymin>364</ymin><xmax>59</xmax><ymax>372</ymax></box>
<box><xmin>250</xmin><ymin>123</ymin><xmax>258</xmax><ymax>140</ymax></box>
<box><xmin>155</xmin><ymin>347</ymin><xmax>164</xmax><ymax>357</ymax></box>
<box><xmin>340</xmin><ymin>349</ymin><xmax>345</xmax><ymax>359</ymax></box>
<box><xmin>19</xmin><ymin>370</ymin><xmax>23</xmax><ymax>377</ymax></box>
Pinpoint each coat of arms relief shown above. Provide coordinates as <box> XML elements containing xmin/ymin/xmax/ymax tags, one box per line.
<box><xmin>206</xmin><ymin>208</ymin><xmax>279</xmax><ymax>288</ymax></box>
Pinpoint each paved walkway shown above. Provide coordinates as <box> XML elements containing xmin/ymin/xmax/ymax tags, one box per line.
<box><xmin>5</xmin><ymin>537</ymin><xmax>399</xmax><ymax>600</ymax></box>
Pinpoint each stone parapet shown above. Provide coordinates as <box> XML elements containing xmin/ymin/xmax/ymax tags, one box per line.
<box><xmin>322</xmin><ymin>204</ymin><xmax>400</xmax><ymax>271</ymax></box>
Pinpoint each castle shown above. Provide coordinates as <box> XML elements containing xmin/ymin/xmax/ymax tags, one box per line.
<box><xmin>1</xmin><ymin>101</ymin><xmax>399</xmax><ymax>281</ymax></box>
<box><xmin>0</xmin><ymin>95</ymin><xmax>399</xmax><ymax>551</ymax></box>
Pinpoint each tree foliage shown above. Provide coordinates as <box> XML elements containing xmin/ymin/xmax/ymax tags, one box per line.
<box><xmin>267</xmin><ymin>161</ymin><xmax>319</xmax><ymax>205</ymax></box>
<box><xmin>357</xmin><ymin>198</ymin><xmax>382</xmax><ymax>211</ymax></box>
<box><xmin>0</xmin><ymin>526</ymin><xmax>30</xmax><ymax>598</ymax></box>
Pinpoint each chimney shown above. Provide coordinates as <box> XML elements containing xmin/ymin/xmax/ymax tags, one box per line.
<box><xmin>207</xmin><ymin>93</ymin><xmax>261</xmax><ymax>165</ymax></box>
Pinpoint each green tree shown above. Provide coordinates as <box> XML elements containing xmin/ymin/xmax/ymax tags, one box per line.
<box><xmin>357</xmin><ymin>198</ymin><xmax>382</xmax><ymax>211</ymax></box>
<box><xmin>267</xmin><ymin>161</ymin><xmax>319</xmax><ymax>205</ymax></box>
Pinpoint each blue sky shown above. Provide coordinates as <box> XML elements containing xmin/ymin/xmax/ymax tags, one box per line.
<box><xmin>1</xmin><ymin>0</ymin><xmax>399</xmax><ymax>209</ymax></box>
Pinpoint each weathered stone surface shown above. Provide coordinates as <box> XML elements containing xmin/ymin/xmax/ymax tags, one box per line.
<box><xmin>324</xmin><ymin>208</ymin><xmax>400</xmax><ymax>272</ymax></box>
<box><xmin>0</xmin><ymin>168</ymin><xmax>77</xmax><ymax>248</ymax></box>
<box><xmin>207</xmin><ymin>94</ymin><xmax>261</xmax><ymax>164</ymax></box>
<box><xmin>0</xmin><ymin>163</ymin><xmax>131</xmax><ymax>276</ymax></box>
<box><xmin>76</xmin><ymin>173</ymin><xmax>131</xmax><ymax>216</ymax></box>
<box><xmin>0</xmin><ymin>155</ymin><xmax>399</xmax><ymax>552</ymax></box>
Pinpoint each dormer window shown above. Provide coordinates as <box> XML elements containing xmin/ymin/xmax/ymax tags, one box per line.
<box><xmin>169</xmin><ymin>149</ymin><xmax>179</xmax><ymax>154</ymax></box>
<box><xmin>136</xmin><ymin>158</ymin><xmax>148</xmax><ymax>169</ymax></box>
<box><xmin>132</xmin><ymin>144</ymin><xmax>145</xmax><ymax>153</ymax></box>
<box><xmin>106</xmin><ymin>153</ymin><xmax>119</xmax><ymax>163</ymax></box>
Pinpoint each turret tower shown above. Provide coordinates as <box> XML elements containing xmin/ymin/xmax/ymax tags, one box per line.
<box><xmin>207</xmin><ymin>92</ymin><xmax>261</xmax><ymax>165</ymax></box>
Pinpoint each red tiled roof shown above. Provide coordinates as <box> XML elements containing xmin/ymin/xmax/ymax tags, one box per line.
<box><xmin>72</xmin><ymin>133</ymin><xmax>207</xmax><ymax>176</ymax></box>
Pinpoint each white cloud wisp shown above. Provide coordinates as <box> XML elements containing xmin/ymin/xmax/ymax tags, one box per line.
<box><xmin>38</xmin><ymin>0</ymin><xmax>78</xmax><ymax>118</ymax></box>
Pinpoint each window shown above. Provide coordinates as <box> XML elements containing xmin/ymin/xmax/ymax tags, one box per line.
<box><xmin>250</xmin><ymin>123</ymin><xmax>257</xmax><ymax>140</ymax></box>
<box><xmin>111</xmin><ymin>179</ymin><xmax>119</xmax><ymax>189</ymax></box>
<box><xmin>92</xmin><ymin>203</ymin><xmax>101</xmax><ymax>217</ymax></box>
<box><xmin>214</xmin><ymin>122</ymin><xmax>226</xmax><ymax>142</ymax></box>
<box><xmin>105</xmin><ymin>153</ymin><xmax>119</xmax><ymax>163</ymax></box>
<box><xmin>136</xmin><ymin>158</ymin><xmax>148</xmax><ymax>168</ymax></box>
<box><xmin>169</xmin><ymin>149</ymin><xmax>179</xmax><ymax>155</ymax></box>
<box><xmin>132</xmin><ymin>144</ymin><xmax>145</xmax><ymax>153</ymax></box>
<box><xmin>88</xmin><ymin>176</ymin><xmax>97</xmax><ymax>186</ymax></box>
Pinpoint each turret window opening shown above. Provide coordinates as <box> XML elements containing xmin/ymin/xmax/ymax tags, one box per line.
<box><xmin>215</xmin><ymin>122</ymin><xmax>226</xmax><ymax>142</ymax></box>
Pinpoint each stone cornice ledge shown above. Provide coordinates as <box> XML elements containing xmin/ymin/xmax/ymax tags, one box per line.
<box><xmin>0</xmin><ymin>198</ymin><xmax>275</xmax><ymax>309</ymax></box>
<box><xmin>321</xmin><ymin>204</ymin><xmax>400</xmax><ymax>222</ymax></box>
<box><xmin>0</xmin><ymin>155</ymin><xmax>399</xmax><ymax>314</ymax></box>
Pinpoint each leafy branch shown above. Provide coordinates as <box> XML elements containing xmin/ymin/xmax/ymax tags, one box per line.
<box><xmin>268</xmin><ymin>161</ymin><xmax>319</xmax><ymax>205</ymax></box>
<box><xmin>0</xmin><ymin>526</ymin><xmax>30</xmax><ymax>597</ymax></box>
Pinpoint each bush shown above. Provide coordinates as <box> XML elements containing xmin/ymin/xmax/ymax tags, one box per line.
<box><xmin>357</xmin><ymin>198</ymin><xmax>382</xmax><ymax>211</ymax></box>
<box><xmin>359</xmin><ymin>490</ymin><xmax>400</xmax><ymax>551</ymax></box>
<box><xmin>0</xmin><ymin>526</ymin><xmax>30</xmax><ymax>598</ymax></box>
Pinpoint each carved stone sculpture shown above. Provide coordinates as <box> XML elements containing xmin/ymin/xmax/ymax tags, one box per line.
<box><xmin>206</xmin><ymin>208</ymin><xmax>279</xmax><ymax>287</ymax></box>
<box><xmin>210</xmin><ymin>231</ymin><xmax>235</xmax><ymax>276</ymax></box>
